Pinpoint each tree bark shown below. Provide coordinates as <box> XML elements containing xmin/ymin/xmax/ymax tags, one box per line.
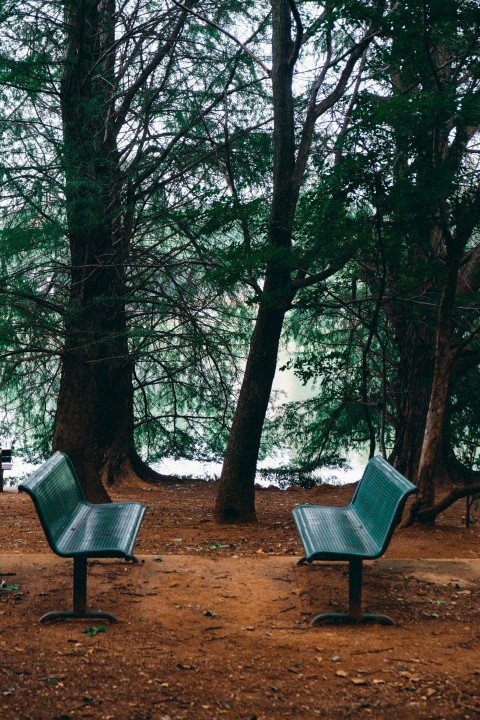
<box><xmin>214</xmin><ymin>300</ymin><xmax>290</xmax><ymax>522</ymax></box>
<box><xmin>51</xmin><ymin>0</ymin><xmax>128</xmax><ymax>500</ymax></box>
<box><xmin>52</xmin><ymin>0</ymin><xmax>173</xmax><ymax>500</ymax></box>
<box><xmin>215</xmin><ymin>0</ymin><xmax>296</xmax><ymax>522</ymax></box>
<box><xmin>388</xmin><ymin>321</ymin><xmax>434</xmax><ymax>481</ymax></box>
<box><xmin>214</xmin><ymin>1</ymin><xmax>381</xmax><ymax>522</ymax></box>
<box><xmin>384</xmin><ymin>3</ymin><xmax>480</xmax><ymax>523</ymax></box>
<box><xmin>408</xmin><ymin>248</ymin><xmax>463</xmax><ymax>519</ymax></box>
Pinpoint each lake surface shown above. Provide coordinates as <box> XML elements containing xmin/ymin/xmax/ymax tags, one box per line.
<box><xmin>152</xmin><ymin>453</ymin><xmax>366</xmax><ymax>487</ymax></box>
<box><xmin>2</xmin><ymin>345</ymin><xmax>368</xmax><ymax>489</ymax></box>
<box><xmin>3</xmin><ymin>453</ymin><xmax>366</xmax><ymax>489</ymax></box>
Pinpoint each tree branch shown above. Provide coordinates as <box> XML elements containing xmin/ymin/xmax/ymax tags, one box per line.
<box><xmin>170</xmin><ymin>0</ymin><xmax>272</xmax><ymax>77</ymax></box>
<box><xmin>286</xmin><ymin>0</ymin><xmax>303</xmax><ymax>67</ymax></box>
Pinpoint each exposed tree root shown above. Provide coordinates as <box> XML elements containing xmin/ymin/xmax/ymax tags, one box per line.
<box><xmin>404</xmin><ymin>482</ymin><xmax>480</xmax><ymax>526</ymax></box>
<box><xmin>130</xmin><ymin>452</ymin><xmax>191</xmax><ymax>484</ymax></box>
<box><xmin>402</xmin><ymin>447</ymin><xmax>480</xmax><ymax>527</ymax></box>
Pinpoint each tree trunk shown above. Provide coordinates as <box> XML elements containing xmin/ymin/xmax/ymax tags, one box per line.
<box><xmin>50</xmin><ymin>0</ymin><xmax>128</xmax><ymax>500</ymax></box>
<box><xmin>413</xmin><ymin>253</ymin><xmax>462</xmax><ymax>514</ymax></box>
<box><xmin>53</xmin><ymin>348</ymin><xmax>134</xmax><ymax>502</ymax></box>
<box><xmin>52</xmin><ymin>0</ymin><xmax>173</xmax><ymax>500</ymax></box>
<box><xmin>389</xmin><ymin>322</ymin><xmax>434</xmax><ymax>482</ymax></box>
<box><xmin>214</xmin><ymin>290</ymin><xmax>290</xmax><ymax>522</ymax></box>
<box><xmin>215</xmin><ymin>0</ymin><xmax>296</xmax><ymax>522</ymax></box>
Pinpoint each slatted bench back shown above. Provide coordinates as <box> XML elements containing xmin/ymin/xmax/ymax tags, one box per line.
<box><xmin>350</xmin><ymin>455</ymin><xmax>417</xmax><ymax>555</ymax></box>
<box><xmin>18</xmin><ymin>452</ymin><xmax>86</xmax><ymax>553</ymax></box>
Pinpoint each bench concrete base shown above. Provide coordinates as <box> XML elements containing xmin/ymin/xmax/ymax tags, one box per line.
<box><xmin>310</xmin><ymin>611</ymin><xmax>394</xmax><ymax>626</ymax></box>
<box><xmin>39</xmin><ymin>609</ymin><xmax>118</xmax><ymax>623</ymax></box>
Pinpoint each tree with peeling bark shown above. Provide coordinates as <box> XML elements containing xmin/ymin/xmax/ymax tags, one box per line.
<box><xmin>0</xmin><ymin>1</ymin><xmax>259</xmax><ymax>500</ymax></box>
<box><xmin>52</xmin><ymin>0</ymin><xmax>205</xmax><ymax>500</ymax></box>
<box><xmin>215</xmin><ymin>0</ymin><xmax>385</xmax><ymax>523</ymax></box>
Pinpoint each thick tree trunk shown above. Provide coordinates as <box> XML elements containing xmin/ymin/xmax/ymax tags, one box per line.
<box><xmin>52</xmin><ymin>0</ymin><xmax>168</xmax><ymax>500</ymax></box>
<box><xmin>215</xmin><ymin>0</ymin><xmax>296</xmax><ymax>522</ymax></box>
<box><xmin>52</xmin><ymin>0</ymin><xmax>117</xmax><ymax>500</ymax></box>
<box><xmin>53</xmin><ymin>345</ymin><xmax>134</xmax><ymax>502</ymax></box>
<box><xmin>214</xmin><ymin>291</ymin><xmax>289</xmax><ymax>522</ymax></box>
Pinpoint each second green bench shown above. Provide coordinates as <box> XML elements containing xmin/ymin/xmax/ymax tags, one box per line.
<box><xmin>292</xmin><ymin>456</ymin><xmax>417</xmax><ymax>625</ymax></box>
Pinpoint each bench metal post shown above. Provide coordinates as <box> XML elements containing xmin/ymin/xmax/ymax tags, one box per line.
<box><xmin>310</xmin><ymin>559</ymin><xmax>395</xmax><ymax>625</ymax></box>
<box><xmin>39</xmin><ymin>558</ymin><xmax>118</xmax><ymax>623</ymax></box>
<box><xmin>73</xmin><ymin>557</ymin><xmax>88</xmax><ymax>615</ymax></box>
<box><xmin>348</xmin><ymin>559</ymin><xmax>363</xmax><ymax>622</ymax></box>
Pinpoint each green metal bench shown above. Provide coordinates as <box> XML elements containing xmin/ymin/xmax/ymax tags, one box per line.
<box><xmin>292</xmin><ymin>456</ymin><xmax>417</xmax><ymax>625</ymax></box>
<box><xmin>19</xmin><ymin>451</ymin><xmax>145</xmax><ymax>623</ymax></box>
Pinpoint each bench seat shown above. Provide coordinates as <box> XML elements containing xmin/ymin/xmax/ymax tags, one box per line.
<box><xmin>293</xmin><ymin>506</ymin><xmax>382</xmax><ymax>560</ymax></box>
<box><xmin>50</xmin><ymin>502</ymin><xmax>145</xmax><ymax>559</ymax></box>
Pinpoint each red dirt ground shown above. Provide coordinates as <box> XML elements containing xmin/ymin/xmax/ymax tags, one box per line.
<box><xmin>1</xmin><ymin>478</ymin><xmax>480</xmax><ymax>719</ymax></box>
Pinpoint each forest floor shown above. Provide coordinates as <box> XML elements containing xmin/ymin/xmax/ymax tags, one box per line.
<box><xmin>1</xmin><ymin>476</ymin><xmax>480</xmax><ymax>719</ymax></box>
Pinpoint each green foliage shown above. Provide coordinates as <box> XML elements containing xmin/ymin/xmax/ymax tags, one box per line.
<box><xmin>277</xmin><ymin>0</ymin><xmax>480</xmax><ymax>478</ymax></box>
<box><xmin>0</xmin><ymin>0</ymin><xmax>479</xmax><ymax>485</ymax></box>
<box><xmin>273</xmin><ymin>285</ymin><xmax>394</xmax><ymax>469</ymax></box>
<box><xmin>84</xmin><ymin>625</ymin><xmax>108</xmax><ymax>637</ymax></box>
<box><xmin>0</xmin><ymin>582</ymin><xmax>20</xmax><ymax>593</ymax></box>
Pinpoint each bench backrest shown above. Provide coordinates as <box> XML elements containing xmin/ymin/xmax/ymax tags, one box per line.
<box><xmin>351</xmin><ymin>456</ymin><xmax>417</xmax><ymax>553</ymax></box>
<box><xmin>18</xmin><ymin>452</ymin><xmax>87</xmax><ymax>552</ymax></box>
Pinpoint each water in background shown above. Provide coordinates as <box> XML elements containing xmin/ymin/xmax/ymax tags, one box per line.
<box><xmin>145</xmin><ymin>350</ymin><xmax>367</xmax><ymax>486</ymax></box>
<box><xmin>1</xmin><ymin>459</ymin><xmax>38</xmax><ymax>491</ymax></box>
<box><xmin>2</xmin><ymin>349</ymin><xmax>368</xmax><ymax>489</ymax></box>
<box><xmin>152</xmin><ymin>452</ymin><xmax>366</xmax><ymax>487</ymax></box>
<box><xmin>3</xmin><ymin>453</ymin><xmax>366</xmax><ymax>489</ymax></box>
